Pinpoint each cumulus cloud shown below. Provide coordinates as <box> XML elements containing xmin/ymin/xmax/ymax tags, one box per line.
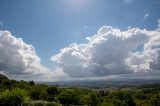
<box><xmin>1</xmin><ymin>26</ymin><xmax>159</xmax><ymax>81</ymax></box>
<box><xmin>51</xmin><ymin>26</ymin><xmax>160</xmax><ymax>79</ymax></box>
<box><xmin>0</xmin><ymin>31</ymin><xmax>51</xmax><ymax>81</ymax></box>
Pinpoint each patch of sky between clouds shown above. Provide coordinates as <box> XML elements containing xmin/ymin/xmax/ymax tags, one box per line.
<box><xmin>132</xmin><ymin>44</ymin><xmax>144</xmax><ymax>53</ymax></box>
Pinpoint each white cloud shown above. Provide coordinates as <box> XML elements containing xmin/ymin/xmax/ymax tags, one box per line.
<box><xmin>127</xmin><ymin>26</ymin><xmax>131</xmax><ymax>29</ymax></box>
<box><xmin>158</xmin><ymin>19</ymin><xmax>160</xmax><ymax>28</ymax></box>
<box><xmin>51</xmin><ymin>26</ymin><xmax>160</xmax><ymax>79</ymax></box>
<box><xmin>144</xmin><ymin>13</ymin><xmax>149</xmax><ymax>20</ymax></box>
<box><xmin>0</xmin><ymin>21</ymin><xmax>3</xmax><ymax>27</ymax></box>
<box><xmin>0</xmin><ymin>31</ymin><xmax>52</xmax><ymax>81</ymax></box>
<box><xmin>1</xmin><ymin>26</ymin><xmax>160</xmax><ymax>81</ymax></box>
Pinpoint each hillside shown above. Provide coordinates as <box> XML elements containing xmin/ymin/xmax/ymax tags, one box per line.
<box><xmin>1</xmin><ymin>74</ymin><xmax>160</xmax><ymax>106</ymax></box>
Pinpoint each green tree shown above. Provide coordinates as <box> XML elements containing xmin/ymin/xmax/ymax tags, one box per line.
<box><xmin>89</xmin><ymin>93</ymin><xmax>100</xmax><ymax>106</ymax></box>
<box><xmin>57</xmin><ymin>90</ymin><xmax>80</xmax><ymax>105</ymax></box>
<box><xmin>46</xmin><ymin>86</ymin><xmax>59</xmax><ymax>101</ymax></box>
<box><xmin>28</xmin><ymin>81</ymin><xmax>35</xmax><ymax>86</ymax></box>
<box><xmin>46</xmin><ymin>86</ymin><xmax>59</xmax><ymax>95</ymax></box>
<box><xmin>125</xmin><ymin>94</ymin><xmax>136</xmax><ymax>106</ymax></box>
<box><xmin>30</xmin><ymin>86</ymin><xmax>43</xmax><ymax>100</ymax></box>
<box><xmin>150</xmin><ymin>94</ymin><xmax>160</xmax><ymax>106</ymax></box>
<box><xmin>0</xmin><ymin>88</ymin><xmax>28</xmax><ymax>106</ymax></box>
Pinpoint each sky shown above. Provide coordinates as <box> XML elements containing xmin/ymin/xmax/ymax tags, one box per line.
<box><xmin>0</xmin><ymin>0</ymin><xmax>160</xmax><ymax>81</ymax></box>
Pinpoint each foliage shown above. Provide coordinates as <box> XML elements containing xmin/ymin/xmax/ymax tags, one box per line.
<box><xmin>23</xmin><ymin>101</ymin><xmax>62</xmax><ymax>106</ymax></box>
<box><xmin>150</xmin><ymin>94</ymin><xmax>160</xmax><ymax>106</ymax></box>
<box><xmin>57</xmin><ymin>90</ymin><xmax>81</xmax><ymax>105</ymax></box>
<box><xmin>0</xmin><ymin>74</ymin><xmax>160</xmax><ymax>106</ymax></box>
<box><xmin>0</xmin><ymin>88</ymin><xmax>28</xmax><ymax>106</ymax></box>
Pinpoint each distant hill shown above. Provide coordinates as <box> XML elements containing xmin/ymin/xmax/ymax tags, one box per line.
<box><xmin>1</xmin><ymin>74</ymin><xmax>160</xmax><ymax>88</ymax></box>
<box><xmin>40</xmin><ymin>79</ymin><xmax>160</xmax><ymax>88</ymax></box>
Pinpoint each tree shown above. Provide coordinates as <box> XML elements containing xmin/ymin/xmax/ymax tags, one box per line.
<box><xmin>28</xmin><ymin>81</ymin><xmax>35</xmax><ymax>86</ymax></box>
<box><xmin>0</xmin><ymin>88</ymin><xmax>27</xmax><ymax>106</ymax></box>
<box><xmin>57</xmin><ymin>90</ymin><xmax>80</xmax><ymax>105</ymax></box>
<box><xmin>46</xmin><ymin>86</ymin><xmax>59</xmax><ymax>95</ymax></box>
<box><xmin>125</xmin><ymin>94</ymin><xmax>136</xmax><ymax>106</ymax></box>
<box><xmin>45</xmin><ymin>86</ymin><xmax>59</xmax><ymax>101</ymax></box>
<box><xmin>150</xmin><ymin>94</ymin><xmax>160</xmax><ymax>106</ymax></box>
<box><xmin>89</xmin><ymin>93</ymin><xmax>100</xmax><ymax>106</ymax></box>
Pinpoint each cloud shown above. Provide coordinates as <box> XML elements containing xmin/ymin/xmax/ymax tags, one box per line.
<box><xmin>144</xmin><ymin>13</ymin><xmax>149</xmax><ymax>20</ymax></box>
<box><xmin>0</xmin><ymin>31</ymin><xmax>51</xmax><ymax>81</ymax></box>
<box><xmin>51</xmin><ymin>26</ymin><xmax>160</xmax><ymax>79</ymax></box>
<box><xmin>0</xmin><ymin>21</ymin><xmax>3</xmax><ymax>27</ymax></box>
<box><xmin>158</xmin><ymin>19</ymin><xmax>160</xmax><ymax>28</ymax></box>
<box><xmin>127</xmin><ymin>26</ymin><xmax>131</xmax><ymax>29</ymax></box>
<box><xmin>1</xmin><ymin>26</ymin><xmax>159</xmax><ymax>81</ymax></box>
<box><xmin>123</xmin><ymin>0</ymin><xmax>133</xmax><ymax>4</ymax></box>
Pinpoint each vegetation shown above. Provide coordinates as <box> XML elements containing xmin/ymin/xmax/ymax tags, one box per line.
<box><xmin>0</xmin><ymin>74</ymin><xmax>160</xmax><ymax>106</ymax></box>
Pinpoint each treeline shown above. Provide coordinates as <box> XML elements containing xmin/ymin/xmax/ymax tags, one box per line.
<box><xmin>0</xmin><ymin>74</ymin><xmax>160</xmax><ymax>106</ymax></box>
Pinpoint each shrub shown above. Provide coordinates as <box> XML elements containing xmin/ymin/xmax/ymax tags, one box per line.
<box><xmin>23</xmin><ymin>101</ymin><xmax>62</xmax><ymax>106</ymax></box>
<box><xmin>46</xmin><ymin>86</ymin><xmax>59</xmax><ymax>101</ymax></box>
<box><xmin>57</xmin><ymin>90</ymin><xmax>80</xmax><ymax>105</ymax></box>
<box><xmin>125</xmin><ymin>94</ymin><xmax>136</xmax><ymax>106</ymax></box>
<box><xmin>46</xmin><ymin>86</ymin><xmax>59</xmax><ymax>95</ymax></box>
<box><xmin>150</xmin><ymin>94</ymin><xmax>160</xmax><ymax>106</ymax></box>
<box><xmin>0</xmin><ymin>88</ymin><xmax>28</xmax><ymax>106</ymax></box>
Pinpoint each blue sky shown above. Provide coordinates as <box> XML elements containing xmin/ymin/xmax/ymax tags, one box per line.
<box><xmin>0</xmin><ymin>0</ymin><xmax>160</xmax><ymax>81</ymax></box>
<box><xmin>0</xmin><ymin>0</ymin><xmax>160</xmax><ymax>69</ymax></box>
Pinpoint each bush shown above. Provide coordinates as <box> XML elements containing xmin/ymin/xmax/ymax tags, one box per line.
<box><xmin>101</xmin><ymin>102</ymin><xmax>114</xmax><ymax>106</ymax></box>
<box><xmin>46</xmin><ymin>86</ymin><xmax>59</xmax><ymax>101</ymax></box>
<box><xmin>150</xmin><ymin>94</ymin><xmax>160</xmax><ymax>106</ymax></box>
<box><xmin>23</xmin><ymin>101</ymin><xmax>62</xmax><ymax>106</ymax></box>
<box><xmin>125</xmin><ymin>94</ymin><xmax>136</xmax><ymax>106</ymax></box>
<box><xmin>30</xmin><ymin>86</ymin><xmax>46</xmax><ymax>100</ymax></box>
<box><xmin>135</xmin><ymin>92</ymin><xmax>147</xmax><ymax>100</ymax></box>
<box><xmin>89</xmin><ymin>93</ymin><xmax>100</xmax><ymax>106</ymax></box>
<box><xmin>112</xmin><ymin>99</ymin><xmax>127</xmax><ymax>106</ymax></box>
<box><xmin>0</xmin><ymin>88</ymin><xmax>28</xmax><ymax>106</ymax></box>
<box><xmin>57</xmin><ymin>90</ymin><xmax>80</xmax><ymax>105</ymax></box>
<box><xmin>46</xmin><ymin>86</ymin><xmax>59</xmax><ymax>95</ymax></box>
